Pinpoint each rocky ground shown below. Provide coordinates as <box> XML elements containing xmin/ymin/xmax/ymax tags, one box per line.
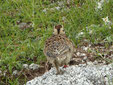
<box><xmin>26</xmin><ymin>63</ymin><xmax>113</xmax><ymax>85</ymax></box>
<box><xmin>26</xmin><ymin>42</ymin><xmax>113</xmax><ymax>85</ymax></box>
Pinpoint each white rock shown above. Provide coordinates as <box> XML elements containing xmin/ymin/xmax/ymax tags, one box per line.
<box><xmin>3</xmin><ymin>73</ymin><xmax>6</xmax><ymax>76</ymax></box>
<box><xmin>97</xmin><ymin>2</ymin><xmax>102</xmax><ymax>10</ymax></box>
<box><xmin>42</xmin><ymin>8</ymin><xmax>47</xmax><ymax>12</ymax></box>
<box><xmin>3</xmin><ymin>70</ymin><xmax>7</xmax><ymax>76</ymax></box>
<box><xmin>55</xmin><ymin>6</ymin><xmax>60</xmax><ymax>10</ymax></box>
<box><xmin>0</xmin><ymin>70</ymin><xmax>2</xmax><ymax>74</ymax></box>
<box><xmin>12</xmin><ymin>70</ymin><xmax>18</xmax><ymax>75</ymax></box>
<box><xmin>29</xmin><ymin>63</ymin><xmax>39</xmax><ymax>70</ymax></box>
<box><xmin>88</xmin><ymin>44</ymin><xmax>91</xmax><ymax>47</ymax></box>
<box><xmin>76</xmin><ymin>32</ymin><xmax>84</xmax><ymax>38</ymax></box>
<box><xmin>81</xmin><ymin>53</ymin><xmax>86</xmax><ymax>56</ymax></box>
<box><xmin>82</xmin><ymin>46</ymin><xmax>89</xmax><ymax>51</ymax></box>
<box><xmin>83</xmin><ymin>56</ymin><xmax>87</xmax><ymax>60</ymax></box>
<box><xmin>79</xmin><ymin>32</ymin><xmax>84</xmax><ymax>35</ymax></box>
<box><xmin>26</xmin><ymin>63</ymin><xmax>113</xmax><ymax>85</ymax></box>
<box><xmin>76</xmin><ymin>52</ymin><xmax>80</xmax><ymax>56</ymax></box>
<box><xmin>23</xmin><ymin>64</ymin><xmax>29</xmax><ymax>69</ymax></box>
<box><xmin>87</xmin><ymin>62</ymin><xmax>94</xmax><ymax>65</ymax></box>
<box><xmin>93</xmin><ymin>60</ymin><xmax>98</xmax><ymax>65</ymax></box>
<box><xmin>96</xmin><ymin>0</ymin><xmax>104</xmax><ymax>10</ymax></box>
<box><xmin>89</xmin><ymin>30</ymin><xmax>93</xmax><ymax>34</ymax></box>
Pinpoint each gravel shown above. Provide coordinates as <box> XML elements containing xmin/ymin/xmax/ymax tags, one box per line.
<box><xmin>26</xmin><ymin>63</ymin><xmax>113</xmax><ymax>85</ymax></box>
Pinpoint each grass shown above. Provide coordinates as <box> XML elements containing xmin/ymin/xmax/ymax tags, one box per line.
<box><xmin>0</xmin><ymin>0</ymin><xmax>113</xmax><ymax>84</ymax></box>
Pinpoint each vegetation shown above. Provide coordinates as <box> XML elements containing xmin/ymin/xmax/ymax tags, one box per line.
<box><xmin>0</xmin><ymin>0</ymin><xmax>113</xmax><ymax>84</ymax></box>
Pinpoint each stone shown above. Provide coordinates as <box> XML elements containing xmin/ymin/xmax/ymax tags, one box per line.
<box><xmin>26</xmin><ymin>63</ymin><xmax>113</xmax><ymax>85</ymax></box>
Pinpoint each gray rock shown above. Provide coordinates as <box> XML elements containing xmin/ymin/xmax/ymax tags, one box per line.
<box><xmin>26</xmin><ymin>63</ymin><xmax>113</xmax><ymax>85</ymax></box>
